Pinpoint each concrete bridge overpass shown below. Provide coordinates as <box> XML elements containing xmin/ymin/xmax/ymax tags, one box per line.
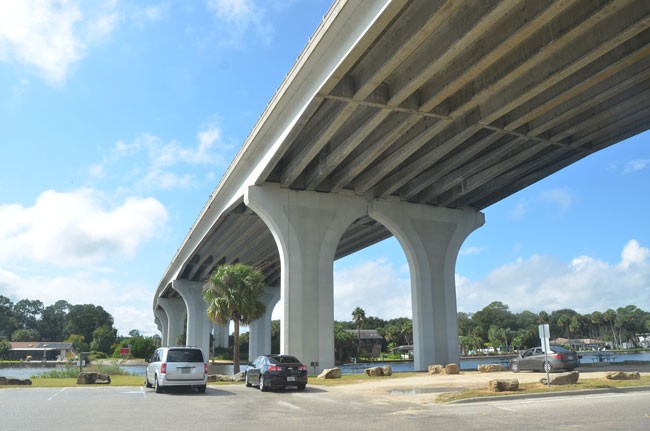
<box><xmin>153</xmin><ymin>0</ymin><xmax>650</xmax><ymax>372</ymax></box>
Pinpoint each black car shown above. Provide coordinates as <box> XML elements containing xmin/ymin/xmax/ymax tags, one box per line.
<box><xmin>245</xmin><ymin>354</ymin><xmax>308</xmax><ymax>391</ymax></box>
<box><xmin>509</xmin><ymin>345</ymin><xmax>580</xmax><ymax>373</ymax></box>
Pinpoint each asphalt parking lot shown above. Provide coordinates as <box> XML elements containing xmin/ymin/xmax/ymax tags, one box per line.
<box><xmin>2</xmin><ymin>378</ymin><xmax>650</xmax><ymax>431</ymax></box>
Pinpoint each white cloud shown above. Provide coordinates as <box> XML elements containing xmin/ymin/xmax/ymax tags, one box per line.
<box><xmin>96</xmin><ymin>122</ymin><xmax>232</xmax><ymax>191</ymax></box>
<box><xmin>0</xmin><ymin>0</ymin><xmax>119</xmax><ymax>84</ymax></box>
<box><xmin>460</xmin><ymin>245</ymin><xmax>485</xmax><ymax>256</ymax></box>
<box><xmin>327</xmin><ymin>240</ymin><xmax>650</xmax><ymax>323</ymax></box>
<box><xmin>333</xmin><ymin>258</ymin><xmax>411</xmax><ymax>321</ymax></box>
<box><xmin>623</xmin><ymin>158</ymin><xmax>650</xmax><ymax>174</ymax></box>
<box><xmin>206</xmin><ymin>0</ymin><xmax>272</xmax><ymax>46</ymax></box>
<box><xmin>456</xmin><ymin>239</ymin><xmax>650</xmax><ymax>314</ymax></box>
<box><xmin>539</xmin><ymin>187</ymin><xmax>572</xmax><ymax>213</ymax></box>
<box><xmin>619</xmin><ymin>239</ymin><xmax>650</xmax><ymax>269</ymax></box>
<box><xmin>0</xmin><ymin>188</ymin><xmax>168</xmax><ymax>267</ymax></box>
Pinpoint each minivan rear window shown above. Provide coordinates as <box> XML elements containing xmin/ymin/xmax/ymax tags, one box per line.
<box><xmin>167</xmin><ymin>349</ymin><xmax>204</xmax><ymax>363</ymax></box>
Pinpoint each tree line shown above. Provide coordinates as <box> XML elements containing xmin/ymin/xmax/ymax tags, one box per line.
<box><xmin>0</xmin><ymin>295</ymin><xmax>159</xmax><ymax>360</ymax></box>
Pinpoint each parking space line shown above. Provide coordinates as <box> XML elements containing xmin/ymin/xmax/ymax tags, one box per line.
<box><xmin>276</xmin><ymin>400</ymin><xmax>301</xmax><ymax>410</ymax></box>
<box><xmin>48</xmin><ymin>387</ymin><xmax>67</xmax><ymax>401</ymax></box>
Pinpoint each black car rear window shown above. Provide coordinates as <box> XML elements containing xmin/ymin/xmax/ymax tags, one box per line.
<box><xmin>167</xmin><ymin>349</ymin><xmax>204</xmax><ymax>362</ymax></box>
<box><xmin>269</xmin><ymin>355</ymin><xmax>300</xmax><ymax>364</ymax></box>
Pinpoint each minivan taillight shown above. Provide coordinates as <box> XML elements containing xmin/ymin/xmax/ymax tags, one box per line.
<box><xmin>161</xmin><ymin>363</ymin><xmax>167</xmax><ymax>374</ymax></box>
<box><xmin>204</xmin><ymin>363</ymin><xmax>209</xmax><ymax>374</ymax></box>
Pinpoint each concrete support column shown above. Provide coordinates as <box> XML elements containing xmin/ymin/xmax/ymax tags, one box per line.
<box><xmin>157</xmin><ymin>297</ymin><xmax>186</xmax><ymax>347</ymax></box>
<box><xmin>153</xmin><ymin>307</ymin><xmax>169</xmax><ymax>346</ymax></box>
<box><xmin>246</xmin><ymin>184</ymin><xmax>366</xmax><ymax>372</ymax></box>
<box><xmin>249</xmin><ymin>285</ymin><xmax>281</xmax><ymax>360</ymax></box>
<box><xmin>370</xmin><ymin>199</ymin><xmax>484</xmax><ymax>370</ymax></box>
<box><xmin>213</xmin><ymin>323</ymin><xmax>230</xmax><ymax>349</ymax></box>
<box><xmin>173</xmin><ymin>280</ymin><xmax>212</xmax><ymax>360</ymax></box>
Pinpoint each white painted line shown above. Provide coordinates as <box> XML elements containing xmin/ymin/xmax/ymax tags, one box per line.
<box><xmin>48</xmin><ymin>387</ymin><xmax>67</xmax><ymax>401</ymax></box>
<box><xmin>276</xmin><ymin>400</ymin><xmax>301</xmax><ymax>410</ymax></box>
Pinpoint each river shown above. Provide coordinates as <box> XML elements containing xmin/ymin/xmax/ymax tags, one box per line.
<box><xmin>2</xmin><ymin>350</ymin><xmax>649</xmax><ymax>379</ymax></box>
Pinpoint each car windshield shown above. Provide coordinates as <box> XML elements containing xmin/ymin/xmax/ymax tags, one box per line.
<box><xmin>167</xmin><ymin>349</ymin><xmax>203</xmax><ymax>362</ymax></box>
<box><xmin>269</xmin><ymin>355</ymin><xmax>300</xmax><ymax>364</ymax></box>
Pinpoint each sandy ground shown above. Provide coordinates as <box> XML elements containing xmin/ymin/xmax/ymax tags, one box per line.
<box><xmin>317</xmin><ymin>363</ymin><xmax>650</xmax><ymax>405</ymax></box>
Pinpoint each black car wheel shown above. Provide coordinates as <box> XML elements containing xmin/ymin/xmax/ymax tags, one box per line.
<box><xmin>245</xmin><ymin>373</ymin><xmax>252</xmax><ymax>387</ymax></box>
<box><xmin>259</xmin><ymin>375</ymin><xmax>268</xmax><ymax>392</ymax></box>
<box><xmin>509</xmin><ymin>362</ymin><xmax>519</xmax><ymax>373</ymax></box>
<box><xmin>297</xmin><ymin>384</ymin><xmax>306</xmax><ymax>391</ymax></box>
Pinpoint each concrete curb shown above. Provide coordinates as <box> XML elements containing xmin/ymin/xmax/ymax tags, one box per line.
<box><xmin>449</xmin><ymin>385</ymin><xmax>650</xmax><ymax>404</ymax></box>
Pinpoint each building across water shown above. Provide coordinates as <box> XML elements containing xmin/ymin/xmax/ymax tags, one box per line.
<box><xmin>7</xmin><ymin>342</ymin><xmax>73</xmax><ymax>362</ymax></box>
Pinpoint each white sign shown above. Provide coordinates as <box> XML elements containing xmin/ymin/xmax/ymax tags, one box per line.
<box><xmin>538</xmin><ymin>324</ymin><xmax>550</xmax><ymax>352</ymax></box>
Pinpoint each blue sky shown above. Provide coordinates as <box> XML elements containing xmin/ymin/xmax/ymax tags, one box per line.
<box><xmin>1</xmin><ymin>1</ymin><xmax>648</xmax><ymax>336</ymax></box>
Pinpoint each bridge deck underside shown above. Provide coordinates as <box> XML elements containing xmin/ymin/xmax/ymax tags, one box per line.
<box><xmin>170</xmin><ymin>0</ymin><xmax>650</xmax><ymax>291</ymax></box>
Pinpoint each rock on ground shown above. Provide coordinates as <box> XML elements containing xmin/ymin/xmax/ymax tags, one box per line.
<box><xmin>76</xmin><ymin>372</ymin><xmax>111</xmax><ymax>385</ymax></box>
<box><xmin>539</xmin><ymin>371</ymin><xmax>579</xmax><ymax>385</ymax></box>
<box><xmin>317</xmin><ymin>368</ymin><xmax>342</xmax><ymax>380</ymax></box>
<box><xmin>606</xmin><ymin>371</ymin><xmax>640</xmax><ymax>380</ymax></box>
<box><xmin>487</xmin><ymin>379</ymin><xmax>519</xmax><ymax>392</ymax></box>
<box><xmin>0</xmin><ymin>376</ymin><xmax>32</xmax><ymax>385</ymax></box>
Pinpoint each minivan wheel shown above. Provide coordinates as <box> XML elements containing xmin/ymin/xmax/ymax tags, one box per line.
<box><xmin>197</xmin><ymin>385</ymin><xmax>206</xmax><ymax>393</ymax></box>
<box><xmin>145</xmin><ymin>376</ymin><xmax>152</xmax><ymax>388</ymax></box>
<box><xmin>154</xmin><ymin>375</ymin><xmax>163</xmax><ymax>393</ymax></box>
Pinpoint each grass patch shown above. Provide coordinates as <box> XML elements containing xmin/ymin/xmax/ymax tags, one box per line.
<box><xmin>437</xmin><ymin>375</ymin><xmax>650</xmax><ymax>403</ymax></box>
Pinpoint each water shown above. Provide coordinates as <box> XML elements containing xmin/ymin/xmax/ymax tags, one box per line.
<box><xmin>2</xmin><ymin>351</ymin><xmax>648</xmax><ymax>379</ymax></box>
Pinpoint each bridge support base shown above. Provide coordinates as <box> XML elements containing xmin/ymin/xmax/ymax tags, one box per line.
<box><xmin>370</xmin><ymin>200</ymin><xmax>484</xmax><ymax>370</ymax></box>
<box><xmin>173</xmin><ymin>280</ymin><xmax>212</xmax><ymax>360</ymax></box>
<box><xmin>246</xmin><ymin>184</ymin><xmax>366</xmax><ymax>373</ymax></box>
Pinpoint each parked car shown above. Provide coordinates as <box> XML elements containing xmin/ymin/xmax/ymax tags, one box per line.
<box><xmin>245</xmin><ymin>354</ymin><xmax>308</xmax><ymax>391</ymax></box>
<box><xmin>145</xmin><ymin>346</ymin><xmax>208</xmax><ymax>393</ymax></box>
<box><xmin>509</xmin><ymin>346</ymin><xmax>580</xmax><ymax>373</ymax></box>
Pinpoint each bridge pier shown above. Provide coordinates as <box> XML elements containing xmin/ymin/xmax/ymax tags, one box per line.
<box><xmin>213</xmin><ymin>323</ymin><xmax>229</xmax><ymax>349</ymax></box>
<box><xmin>173</xmin><ymin>280</ymin><xmax>211</xmax><ymax>360</ymax></box>
<box><xmin>153</xmin><ymin>307</ymin><xmax>169</xmax><ymax>346</ymax></box>
<box><xmin>370</xmin><ymin>200</ymin><xmax>484</xmax><ymax>370</ymax></box>
<box><xmin>248</xmin><ymin>285</ymin><xmax>281</xmax><ymax>360</ymax></box>
<box><xmin>246</xmin><ymin>184</ymin><xmax>366</xmax><ymax>373</ymax></box>
<box><xmin>157</xmin><ymin>297</ymin><xmax>186</xmax><ymax>347</ymax></box>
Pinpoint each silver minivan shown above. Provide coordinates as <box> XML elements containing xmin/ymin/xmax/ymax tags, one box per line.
<box><xmin>145</xmin><ymin>347</ymin><xmax>208</xmax><ymax>393</ymax></box>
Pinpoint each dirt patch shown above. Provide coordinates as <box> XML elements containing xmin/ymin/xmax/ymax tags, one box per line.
<box><xmin>316</xmin><ymin>364</ymin><xmax>650</xmax><ymax>405</ymax></box>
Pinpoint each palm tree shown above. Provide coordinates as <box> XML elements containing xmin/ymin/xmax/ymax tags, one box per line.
<box><xmin>352</xmin><ymin>307</ymin><xmax>365</xmax><ymax>359</ymax></box>
<box><xmin>203</xmin><ymin>263</ymin><xmax>266</xmax><ymax>374</ymax></box>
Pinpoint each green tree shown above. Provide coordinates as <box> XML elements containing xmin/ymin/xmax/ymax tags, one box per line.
<box><xmin>334</xmin><ymin>323</ymin><xmax>355</xmax><ymax>362</ymax></box>
<box><xmin>13</xmin><ymin>299</ymin><xmax>44</xmax><ymax>330</ymax></box>
<box><xmin>66</xmin><ymin>334</ymin><xmax>89</xmax><ymax>352</ymax></box>
<box><xmin>90</xmin><ymin>326</ymin><xmax>116</xmax><ymax>354</ymax></box>
<box><xmin>11</xmin><ymin>328</ymin><xmax>40</xmax><ymax>341</ymax></box>
<box><xmin>0</xmin><ymin>296</ymin><xmax>18</xmax><ymax>339</ymax></box>
<box><xmin>203</xmin><ymin>263</ymin><xmax>266</xmax><ymax>374</ymax></box>
<box><xmin>351</xmin><ymin>307</ymin><xmax>365</xmax><ymax>357</ymax></box>
<box><xmin>39</xmin><ymin>300</ymin><xmax>70</xmax><ymax>341</ymax></box>
<box><xmin>64</xmin><ymin>304</ymin><xmax>114</xmax><ymax>344</ymax></box>
<box><xmin>0</xmin><ymin>339</ymin><xmax>11</xmax><ymax>359</ymax></box>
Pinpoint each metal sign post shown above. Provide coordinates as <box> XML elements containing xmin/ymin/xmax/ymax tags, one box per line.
<box><xmin>538</xmin><ymin>324</ymin><xmax>551</xmax><ymax>387</ymax></box>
